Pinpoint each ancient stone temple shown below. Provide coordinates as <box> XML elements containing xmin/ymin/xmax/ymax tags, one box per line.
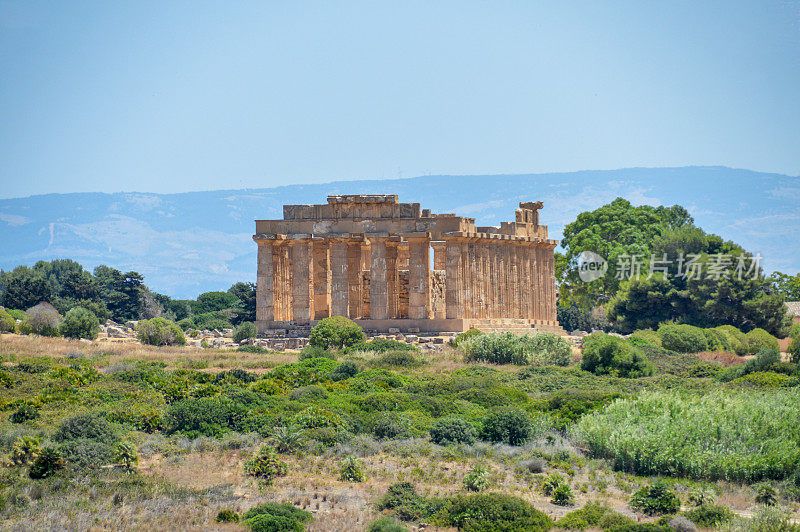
<box><xmin>253</xmin><ymin>195</ymin><xmax>562</xmax><ymax>334</ymax></box>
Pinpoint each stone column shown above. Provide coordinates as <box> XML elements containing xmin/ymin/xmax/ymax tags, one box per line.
<box><xmin>330</xmin><ymin>239</ymin><xmax>349</xmax><ymax>318</ymax></box>
<box><xmin>536</xmin><ymin>246</ymin><xmax>544</xmax><ymax>323</ymax></box>
<box><xmin>386</xmin><ymin>239</ymin><xmax>400</xmax><ymax>319</ymax></box>
<box><xmin>489</xmin><ymin>241</ymin><xmax>498</xmax><ymax>318</ymax></box>
<box><xmin>445</xmin><ymin>238</ymin><xmax>464</xmax><ymax>319</ymax></box>
<box><xmin>370</xmin><ymin>236</ymin><xmax>389</xmax><ymax>320</ymax></box>
<box><xmin>407</xmin><ymin>234</ymin><xmax>431</xmax><ymax>320</ymax></box>
<box><xmin>255</xmin><ymin>241</ymin><xmax>274</xmax><ymax>324</ymax></box>
<box><xmin>290</xmin><ymin>239</ymin><xmax>314</xmax><ymax>324</ymax></box>
<box><xmin>504</xmin><ymin>242</ymin><xmax>513</xmax><ymax>318</ymax></box>
<box><xmin>547</xmin><ymin>247</ymin><xmax>557</xmax><ymax>323</ymax></box>
<box><xmin>464</xmin><ymin>239</ymin><xmax>475</xmax><ymax>319</ymax></box>
<box><xmin>347</xmin><ymin>240</ymin><xmax>364</xmax><ymax>318</ymax></box>
<box><xmin>522</xmin><ymin>242</ymin><xmax>532</xmax><ymax>320</ymax></box>
<box><xmin>512</xmin><ymin>243</ymin><xmax>521</xmax><ymax>318</ymax></box>
<box><xmin>274</xmin><ymin>242</ymin><xmax>291</xmax><ymax>321</ymax></box>
<box><xmin>431</xmin><ymin>241</ymin><xmax>446</xmax><ymax>271</ymax></box>
<box><xmin>474</xmin><ymin>240</ymin><xmax>484</xmax><ymax>318</ymax></box>
<box><xmin>313</xmin><ymin>239</ymin><xmax>330</xmax><ymax>319</ymax></box>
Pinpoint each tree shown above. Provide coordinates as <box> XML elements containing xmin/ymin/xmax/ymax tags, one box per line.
<box><xmin>560</xmin><ymin>198</ymin><xmax>692</xmax><ymax>306</ymax></box>
<box><xmin>0</xmin><ymin>266</ymin><xmax>53</xmax><ymax>310</ymax></box>
<box><xmin>769</xmin><ymin>272</ymin><xmax>800</xmax><ymax>300</ymax></box>
<box><xmin>192</xmin><ymin>291</ymin><xmax>240</xmax><ymax>315</ymax></box>
<box><xmin>606</xmin><ymin>274</ymin><xmax>694</xmax><ymax>333</ymax></box>
<box><xmin>94</xmin><ymin>266</ymin><xmax>144</xmax><ymax>321</ymax></box>
<box><xmin>228</xmin><ymin>282</ymin><xmax>256</xmax><ymax>324</ymax></box>
<box><xmin>59</xmin><ymin>307</ymin><xmax>100</xmax><ymax>340</ymax></box>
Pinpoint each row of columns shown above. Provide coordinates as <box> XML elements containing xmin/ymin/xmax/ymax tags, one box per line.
<box><xmin>256</xmin><ymin>234</ymin><xmax>557</xmax><ymax>326</ymax></box>
<box><xmin>443</xmin><ymin>236</ymin><xmax>556</xmax><ymax>323</ymax></box>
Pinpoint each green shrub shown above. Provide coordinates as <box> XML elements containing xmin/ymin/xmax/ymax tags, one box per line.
<box><xmin>580</xmin><ymin>333</ymin><xmax>654</xmax><ymax>378</ymax></box>
<box><xmin>298</xmin><ymin>344</ymin><xmax>334</xmax><ymax>360</ymax></box>
<box><xmin>136</xmin><ymin>317</ymin><xmax>186</xmax><ymax>346</ymax></box>
<box><xmin>369</xmin><ymin>350</ymin><xmax>423</xmax><ymax>368</ymax></box>
<box><xmin>517</xmin><ymin>333</ymin><xmax>572</xmax><ymax>366</ymax></box>
<box><xmin>215</xmin><ymin>509</ymin><xmax>240</xmax><ymax>523</ymax></box>
<box><xmin>463</xmin><ymin>464</ymin><xmax>490</xmax><ymax>492</ymax></box>
<box><xmin>556</xmin><ymin>502</ymin><xmax>612</xmax><ymax>530</ymax></box>
<box><xmin>243</xmin><ymin>503</ymin><xmax>312</xmax><ymax>532</ymax></box>
<box><xmin>533</xmin><ymin>389</ymin><xmax>623</xmax><ymax>429</ymax></box>
<box><xmin>22</xmin><ymin>302</ymin><xmax>62</xmax><ymax>336</ymax></box>
<box><xmin>741</xmin><ymin>328</ymin><xmax>780</xmax><ymax>355</ymax></box>
<box><xmin>114</xmin><ymin>441</ymin><xmax>139</xmax><ymax>470</ymax></box>
<box><xmin>630</xmin><ymin>330</ymin><xmax>662</xmax><ymax>347</ymax></box>
<box><xmin>10</xmin><ymin>436</ymin><xmax>41</xmax><ymax>466</ymax></box>
<box><xmin>452</xmin><ymin>328</ymin><xmax>484</xmax><ymax>347</ymax></box>
<box><xmin>54</xmin><ymin>413</ymin><xmax>118</xmax><ymax>445</ymax></box>
<box><xmin>268</xmin><ymin>426</ymin><xmax>306</xmax><ymax>453</ymax></box>
<box><xmin>7</xmin><ymin>308</ymin><xmax>26</xmax><ymax>321</ymax></box>
<box><xmin>345</xmin><ymin>337</ymin><xmax>415</xmax><ymax>354</ymax></box>
<box><xmin>238</xmin><ymin>345</ymin><xmax>268</xmax><ymax>353</ymax></box>
<box><xmin>480</xmin><ymin>409</ymin><xmax>533</xmax><ymax>446</ymax></box>
<box><xmin>233</xmin><ymin>321</ymin><xmax>258</xmax><ymax>342</ymax></box>
<box><xmin>551</xmin><ymin>483</ymin><xmax>575</xmax><ymax>506</ymax></box>
<box><xmin>339</xmin><ymin>456</ymin><xmax>365</xmax><ymax>482</ymax></box>
<box><xmin>542</xmin><ymin>472</ymin><xmax>566</xmax><ymax>495</ymax></box>
<box><xmin>754</xmin><ymin>483</ymin><xmax>778</xmax><ymax>506</ymax></box>
<box><xmin>164</xmin><ymin>397</ymin><xmax>244</xmax><ymax>436</ymax></box>
<box><xmin>463</xmin><ymin>332</ymin><xmax>523</xmax><ymax>364</ymax></box>
<box><xmin>790</xmin><ymin>337</ymin><xmax>800</xmax><ymax>364</ymax></box>
<box><xmin>308</xmin><ymin>316</ymin><xmax>365</xmax><ymax>350</ymax></box>
<box><xmin>684</xmin><ymin>504</ymin><xmax>733</xmax><ymax>527</ymax></box>
<box><xmin>629</xmin><ymin>481</ymin><xmax>681</xmax><ymax>515</ymax></box>
<box><xmin>9</xmin><ymin>403</ymin><xmax>39</xmax><ymax>423</ymax></box>
<box><xmin>598</xmin><ymin>512</ymin><xmax>636</xmax><ymax>530</ymax></box>
<box><xmin>330</xmin><ymin>361</ymin><xmax>359</xmax><ymax>381</ymax></box>
<box><xmin>441</xmin><ymin>492</ymin><xmax>553</xmax><ymax>532</ymax></box>
<box><xmin>731</xmin><ymin>371</ymin><xmax>796</xmax><ymax>388</ymax></box>
<box><xmin>192</xmin><ymin>312</ymin><xmax>232</xmax><ymax>330</ymax></box>
<box><xmin>703</xmin><ymin>328</ymin><xmax>729</xmax><ymax>351</ymax></box>
<box><xmin>430</xmin><ymin>416</ymin><xmax>478</xmax><ymax>445</ymax></box>
<box><xmin>177</xmin><ymin>318</ymin><xmax>195</xmax><ymax>330</ymax></box>
<box><xmin>573</xmin><ymin>390</ymin><xmax>800</xmax><ymax>482</ymax></box>
<box><xmin>367</xmin><ymin>517</ymin><xmax>409</xmax><ymax>532</ymax></box>
<box><xmin>377</xmin><ymin>482</ymin><xmax>438</xmax><ymax>522</ymax></box>
<box><xmin>0</xmin><ymin>308</ymin><xmax>16</xmax><ymax>333</ymax></box>
<box><xmin>657</xmin><ymin>323</ymin><xmax>708</xmax><ymax>353</ymax></box>
<box><xmin>59</xmin><ymin>307</ymin><xmax>100</xmax><ymax>340</ymax></box>
<box><xmin>244</xmin><ymin>446</ymin><xmax>288</xmax><ymax>485</ymax></box>
<box><xmin>28</xmin><ymin>446</ymin><xmax>63</xmax><ymax>479</ymax></box>
<box><xmin>743</xmin><ymin>347</ymin><xmax>781</xmax><ymax>374</ymax></box>
<box><xmin>714</xmin><ymin>325</ymin><xmax>745</xmax><ymax>354</ymax></box>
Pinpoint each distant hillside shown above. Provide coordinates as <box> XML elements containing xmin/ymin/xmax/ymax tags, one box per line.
<box><xmin>1</xmin><ymin>166</ymin><xmax>797</xmax><ymax>298</ymax></box>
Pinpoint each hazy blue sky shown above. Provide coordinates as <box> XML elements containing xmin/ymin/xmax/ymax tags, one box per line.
<box><xmin>1</xmin><ymin>1</ymin><xmax>799</xmax><ymax>199</ymax></box>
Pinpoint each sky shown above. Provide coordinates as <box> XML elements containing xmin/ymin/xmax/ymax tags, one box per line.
<box><xmin>1</xmin><ymin>1</ymin><xmax>799</xmax><ymax>199</ymax></box>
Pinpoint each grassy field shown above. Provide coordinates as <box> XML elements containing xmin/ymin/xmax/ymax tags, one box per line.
<box><xmin>0</xmin><ymin>333</ymin><xmax>798</xmax><ymax>531</ymax></box>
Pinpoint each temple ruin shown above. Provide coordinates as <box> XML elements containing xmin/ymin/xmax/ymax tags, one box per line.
<box><xmin>253</xmin><ymin>195</ymin><xmax>563</xmax><ymax>334</ymax></box>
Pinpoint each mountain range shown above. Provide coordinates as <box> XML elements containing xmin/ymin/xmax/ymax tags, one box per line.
<box><xmin>1</xmin><ymin>166</ymin><xmax>798</xmax><ymax>299</ymax></box>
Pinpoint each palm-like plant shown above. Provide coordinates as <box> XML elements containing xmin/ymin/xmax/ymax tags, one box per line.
<box><xmin>268</xmin><ymin>425</ymin><xmax>306</xmax><ymax>453</ymax></box>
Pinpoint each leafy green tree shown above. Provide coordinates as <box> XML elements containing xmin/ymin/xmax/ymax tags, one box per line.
<box><xmin>606</xmin><ymin>274</ymin><xmax>692</xmax><ymax>333</ymax></box>
<box><xmin>769</xmin><ymin>272</ymin><xmax>800</xmax><ymax>300</ymax></box>
<box><xmin>228</xmin><ymin>282</ymin><xmax>256</xmax><ymax>323</ymax></box>
<box><xmin>59</xmin><ymin>307</ymin><xmax>100</xmax><ymax>340</ymax></box>
<box><xmin>0</xmin><ymin>265</ymin><xmax>53</xmax><ymax>310</ymax></box>
<box><xmin>94</xmin><ymin>265</ymin><xmax>144</xmax><ymax>321</ymax></box>
<box><xmin>192</xmin><ymin>291</ymin><xmax>240</xmax><ymax>315</ymax></box>
<box><xmin>560</xmin><ymin>198</ymin><xmax>691</xmax><ymax>305</ymax></box>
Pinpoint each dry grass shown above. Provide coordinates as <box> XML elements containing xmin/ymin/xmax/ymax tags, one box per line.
<box><xmin>694</xmin><ymin>351</ymin><xmax>745</xmax><ymax>366</ymax></box>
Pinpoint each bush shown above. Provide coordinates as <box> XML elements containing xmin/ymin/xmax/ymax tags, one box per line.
<box><xmin>238</xmin><ymin>345</ymin><xmax>268</xmax><ymax>353</ymax></box>
<box><xmin>580</xmin><ymin>333</ymin><xmax>654</xmax><ymax>378</ymax></box>
<box><xmin>480</xmin><ymin>409</ymin><xmax>533</xmax><ymax>446</ymax></box>
<box><xmin>517</xmin><ymin>333</ymin><xmax>572</xmax><ymax>366</ymax></box>
<box><xmin>215</xmin><ymin>509</ymin><xmax>240</xmax><ymax>523</ymax></box>
<box><xmin>451</xmin><ymin>328</ymin><xmax>485</xmax><ymax>347</ymax></box>
<box><xmin>367</xmin><ymin>517</ymin><xmax>409</xmax><ymax>532</ymax></box>
<box><xmin>243</xmin><ymin>503</ymin><xmax>312</xmax><ymax>532</ymax></box>
<box><xmin>533</xmin><ymin>389</ymin><xmax>623</xmax><ymax>429</ymax></box>
<box><xmin>28</xmin><ymin>446</ymin><xmax>63</xmax><ymax>479</ymax></box>
<box><xmin>741</xmin><ymin>328</ymin><xmax>780</xmax><ymax>355</ymax></box>
<box><xmin>754</xmin><ymin>483</ymin><xmax>778</xmax><ymax>506</ymax></box>
<box><xmin>22</xmin><ymin>302</ymin><xmax>62</xmax><ymax>336</ymax></box>
<box><xmin>268</xmin><ymin>426</ymin><xmax>306</xmax><ymax>453</ymax></box>
<box><xmin>339</xmin><ymin>456</ymin><xmax>365</xmax><ymax>482</ymax></box>
<box><xmin>136</xmin><ymin>317</ymin><xmax>186</xmax><ymax>346</ymax></box>
<box><xmin>114</xmin><ymin>441</ymin><xmax>139</xmax><ymax>470</ymax></box>
<box><xmin>369</xmin><ymin>350</ymin><xmax>423</xmax><ymax>368</ymax></box>
<box><xmin>630</xmin><ymin>330</ymin><xmax>662</xmax><ymax>347</ymax></box>
<box><xmin>345</xmin><ymin>337</ymin><xmax>416</xmax><ymax>354</ymax></box>
<box><xmin>441</xmin><ymin>492</ymin><xmax>553</xmax><ymax>532</ymax></box>
<box><xmin>463</xmin><ymin>464</ymin><xmax>490</xmax><ymax>492</ymax></box>
<box><xmin>308</xmin><ymin>316</ymin><xmax>365</xmax><ymax>350</ymax></box>
<box><xmin>551</xmin><ymin>483</ymin><xmax>576</xmax><ymax>506</ymax></box>
<box><xmin>9</xmin><ymin>403</ymin><xmax>39</xmax><ymax>423</ymax></box>
<box><xmin>657</xmin><ymin>323</ymin><xmax>708</xmax><ymax>353</ymax></box>
<box><xmin>630</xmin><ymin>481</ymin><xmax>681</xmax><ymax>515</ymax></box>
<box><xmin>377</xmin><ymin>482</ymin><xmax>438</xmax><ymax>522</ymax></box>
<box><xmin>790</xmin><ymin>337</ymin><xmax>800</xmax><ymax>364</ymax></box>
<box><xmin>430</xmin><ymin>416</ymin><xmax>478</xmax><ymax>445</ymax></box>
<box><xmin>54</xmin><ymin>413</ymin><xmax>118</xmax><ymax>445</ymax></box>
<box><xmin>684</xmin><ymin>505</ymin><xmax>733</xmax><ymax>528</ymax></box>
<box><xmin>330</xmin><ymin>361</ymin><xmax>359</xmax><ymax>381</ymax></box>
<box><xmin>233</xmin><ymin>321</ymin><xmax>258</xmax><ymax>342</ymax></box>
<box><xmin>463</xmin><ymin>332</ymin><xmax>525</xmax><ymax>365</ymax></box>
<box><xmin>556</xmin><ymin>502</ymin><xmax>612</xmax><ymax>530</ymax></box>
<box><xmin>598</xmin><ymin>512</ymin><xmax>637</xmax><ymax>530</ymax></box>
<box><xmin>298</xmin><ymin>344</ymin><xmax>334</xmax><ymax>360</ymax></box>
<box><xmin>10</xmin><ymin>436</ymin><xmax>41</xmax><ymax>466</ymax></box>
<box><xmin>59</xmin><ymin>307</ymin><xmax>100</xmax><ymax>340</ymax></box>
<box><xmin>177</xmin><ymin>318</ymin><xmax>195</xmax><ymax>330</ymax></box>
<box><xmin>244</xmin><ymin>446</ymin><xmax>288</xmax><ymax>485</ymax></box>
<box><xmin>164</xmin><ymin>397</ymin><xmax>244</xmax><ymax>436</ymax></box>
<box><xmin>0</xmin><ymin>308</ymin><xmax>16</xmax><ymax>332</ymax></box>
<box><xmin>714</xmin><ymin>325</ymin><xmax>745</xmax><ymax>354</ymax></box>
